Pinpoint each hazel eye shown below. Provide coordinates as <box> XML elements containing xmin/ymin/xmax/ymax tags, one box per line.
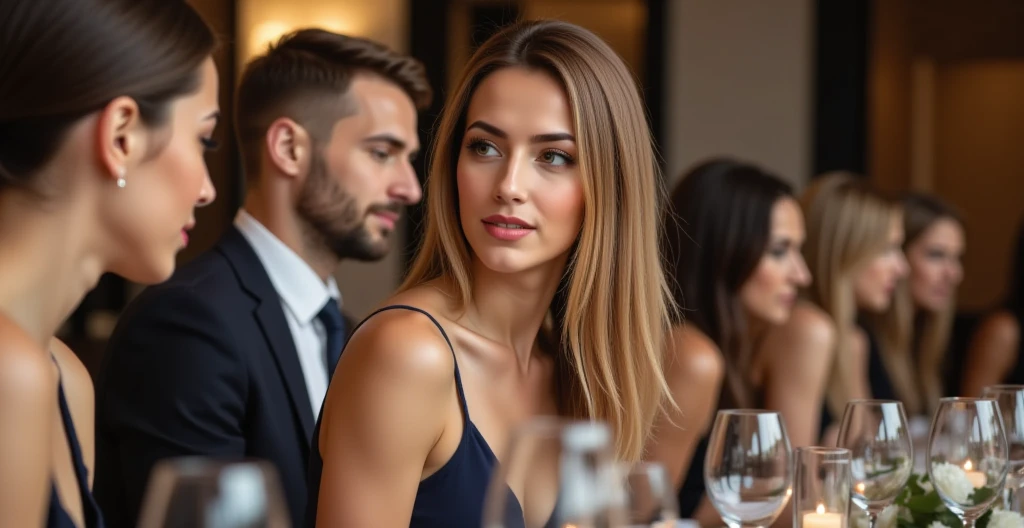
<box><xmin>468</xmin><ymin>140</ymin><xmax>499</xmax><ymax>157</ymax></box>
<box><xmin>539</xmin><ymin>150</ymin><xmax>573</xmax><ymax>166</ymax></box>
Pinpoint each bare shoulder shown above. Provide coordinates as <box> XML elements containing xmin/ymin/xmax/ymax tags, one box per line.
<box><xmin>48</xmin><ymin>337</ymin><xmax>94</xmax><ymax>401</ymax></box>
<box><xmin>0</xmin><ymin>316</ymin><xmax>54</xmax><ymax>399</ymax></box>
<box><xmin>773</xmin><ymin>301</ymin><xmax>836</xmax><ymax>356</ymax></box>
<box><xmin>975</xmin><ymin>310</ymin><xmax>1021</xmax><ymax>347</ymax></box>
<box><xmin>337</xmin><ymin>303</ymin><xmax>457</xmax><ymax>395</ymax></box>
<box><xmin>667</xmin><ymin>324</ymin><xmax>725</xmax><ymax>380</ymax></box>
<box><xmin>0</xmin><ymin>317</ymin><xmax>55</xmax><ymax>435</ymax></box>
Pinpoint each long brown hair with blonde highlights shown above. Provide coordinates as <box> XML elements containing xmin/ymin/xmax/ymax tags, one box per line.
<box><xmin>399</xmin><ymin>19</ymin><xmax>674</xmax><ymax>461</ymax></box>
<box><xmin>801</xmin><ymin>173</ymin><xmax>904</xmax><ymax>420</ymax></box>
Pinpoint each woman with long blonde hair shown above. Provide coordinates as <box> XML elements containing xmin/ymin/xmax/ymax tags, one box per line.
<box><xmin>764</xmin><ymin>173</ymin><xmax>908</xmax><ymax>436</ymax></box>
<box><xmin>307</xmin><ymin>19</ymin><xmax>673</xmax><ymax>527</ymax></box>
<box><xmin>878</xmin><ymin>193</ymin><xmax>964</xmax><ymax>415</ymax></box>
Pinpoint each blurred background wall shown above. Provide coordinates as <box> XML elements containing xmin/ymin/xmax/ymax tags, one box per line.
<box><xmin>65</xmin><ymin>0</ymin><xmax>1024</xmax><ymax>380</ymax></box>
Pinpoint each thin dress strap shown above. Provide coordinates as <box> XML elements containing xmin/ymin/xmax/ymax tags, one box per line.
<box><xmin>355</xmin><ymin>305</ymin><xmax>471</xmax><ymax>419</ymax></box>
<box><xmin>51</xmin><ymin>356</ymin><xmax>104</xmax><ymax>528</ymax></box>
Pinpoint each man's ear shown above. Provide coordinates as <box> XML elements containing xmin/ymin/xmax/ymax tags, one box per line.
<box><xmin>96</xmin><ymin>96</ymin><xmax>148</xmax><ymax>184</ymax></box>
<box><xmin>265</xmin><ymin>117</ymin><xmax>313</xmax><ymax>180</ymax></box>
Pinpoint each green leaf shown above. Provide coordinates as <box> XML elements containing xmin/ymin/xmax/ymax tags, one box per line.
<box><xmin>977</xmin><ymin>508</ymin><xmax>993</xmax><ymax>528</ymax></box>
<box><xmin>936</xmin><ymin>510</ymin><xmax>963</xmax><ymax>528</ymax></box>
<box><xmin>970</xmin><ymin>487</ymin><xmax>997</xmax><ymax>506</ymax></box>
<box><xmin>906</xmin><ymin>492</ymin><xmax>944</xmax><ymax>513</ymax></box>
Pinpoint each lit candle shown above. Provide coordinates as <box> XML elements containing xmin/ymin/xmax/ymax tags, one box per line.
<box><xmin>802</xmin><ymin>504</ymin><xmax>844</xmax><ymax>528</ymax></box>
<box><xmin>963</xmin><ymin>460</ymin><xmax>988</xmax><ymax>488</ymax></box>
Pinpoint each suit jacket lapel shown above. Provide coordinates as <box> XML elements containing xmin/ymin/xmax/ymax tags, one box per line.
<box><xmin>216</xmin><ymin>227</ymin><xmax>315</xmax><ymax>445</ymax></box>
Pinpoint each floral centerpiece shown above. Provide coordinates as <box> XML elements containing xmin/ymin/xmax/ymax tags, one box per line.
<box><xmin>852</xmin><ymin>464</ymin><xmax>1024</xmax><ymax>528</ymax></box>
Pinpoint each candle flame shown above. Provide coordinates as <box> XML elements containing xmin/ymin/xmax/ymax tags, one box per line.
<box><xmin>964</xmin><ymin>460</ymin><xmax>974</xmax><ymax>471</ymax></box>
<box><xmin>856</xmin><ymin>482</ymin><xmax>866</xmax><ymax>493</ymax></box>
<box><xmin>816</xmin><ymin>504</ymin><xmax>825</xmax><ymax>515</ymax></box>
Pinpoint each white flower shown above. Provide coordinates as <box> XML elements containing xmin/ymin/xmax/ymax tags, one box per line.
<box><xmin>930</xmin><ymin>462</ymin><xmax>975</xmax><ymax>504</ymax></box>
<box><xmin>919</xmin><ymin>478</ymin><xmax>933</xmax><ymax>493</ymax></box>
<box><xmin>927</xmin><ymin>521</ymin><xmax>950</xmax><ymax>528</ymax></box>
<box><xmin>989</xmin><ymin>510</ymin><xmax>1024</xmax><ymax>528</ymax></box>
<box><xmin>852</xmin><ymin>504</ymin><xmax>901</xmax><ymax>528</ymax></box>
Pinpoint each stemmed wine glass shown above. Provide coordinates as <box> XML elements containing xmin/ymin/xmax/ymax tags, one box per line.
<box><xmin>982</xmin><ymin>384</ymin><xmax>1024</xmax><ymax>512</ymax></box>
<box><xmin>137</xmin><ymin>457</ymin><xmax>290</xmax><ymax>528</ymax></box>
<box><xmin>928</xmin><ymin>397</ymin><xmax>1009</xmax><ymax>528</ymax></box>
<box><xmin>836</xmin><ymin>400</ymin><xmax>913</xmax><ymax>528</ymax></box>
<box><xmin>703</xmin><ymin>410</ymin><xmax>793</xmax><ymax>528</ymax></box>
<box><xmin>481</xmin><ymin>418</ymin><xmax>627</xmax><ymax>528</ymax></box>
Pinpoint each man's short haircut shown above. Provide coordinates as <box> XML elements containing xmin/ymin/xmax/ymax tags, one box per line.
<box><xmin>235</xmin><ymin>28</ymin><xmax>433</xmax><ymax>183</ymax></box>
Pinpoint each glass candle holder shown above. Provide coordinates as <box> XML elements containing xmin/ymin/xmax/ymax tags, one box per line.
<box><xmin>793</xmin><ymin>447</ymin><xmax>851</xmax><ymax>528</ymax></box>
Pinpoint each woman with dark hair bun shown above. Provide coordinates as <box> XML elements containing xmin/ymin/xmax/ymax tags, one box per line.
<box><xmin>0</xmin><ymin>1</ymin><xmax>219</xmax><ymax>526</ymax></box>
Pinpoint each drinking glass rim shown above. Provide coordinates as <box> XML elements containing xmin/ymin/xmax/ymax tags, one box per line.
<box><xmin>795</xmin><ymin>446</ymin><xmax>850</xmax><ymax>456</ymax></box>
<box><xmin>845</xmin><ymin>398</ymin><xmax>903</xmax><ymax>406</ymax></box>
<box><xmin>718</xmin><ymin>408</ymin><xmax>780</xmax><ymax>417</ymax></box>
<box><xmin>983</xmin><ymin>384</ymin><xmax>1024</xmax><ymax>393</ymax></box>
<box><xmin>938</xmin><ymin>396</ymin><xmax>998</xmax><ymax>403</ymax></box>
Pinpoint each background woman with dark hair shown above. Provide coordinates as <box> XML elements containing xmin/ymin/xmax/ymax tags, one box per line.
<box><xmin>647</xmin><ymin>158</ymin><xmax>820</xmax><ymax>525</ymax></box>
<box><xmin>0</xmin><ymin>1</ymin><xmax>219</xmax><ymax>525</ymax></box>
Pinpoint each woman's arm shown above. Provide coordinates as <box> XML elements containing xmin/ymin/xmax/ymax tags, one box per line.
<box><xmin>962</xmin><ymin>311</ymin><xmax>1020</xmax><ymax>396</ymax></box>
<box><xmin>761</xmin><ymin>303</ymin><xmax>836</xmax><ymax>448</ymax></box>
<box><xmin>314</xmin><ymin>309</ymin><xmax>458</xmax><ymax>527</ymax></box>
<box><xmin>759</xmin><ymin>303</ymin><xmax>836</xmax><ymax>528</ymax></box>
<box><xmin>645</xmin><ymin>325</ymin><xmax>724</xmax><ymax>488</ymax></box>
<box><xmin>0</xmin><ymin>325</ymin><xmax>56</xmax><ymax>527</ymax></box>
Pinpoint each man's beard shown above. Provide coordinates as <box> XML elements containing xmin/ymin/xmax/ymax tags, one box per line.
<box><xmin>296</xmin><ymin>155</ymin><xmax>401</xmax><ymax>262</ymax></box>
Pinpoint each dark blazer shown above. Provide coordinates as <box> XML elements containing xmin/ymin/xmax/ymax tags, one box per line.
<box><xmin>95</xmin><ymin>226</ymin><xmax>323</xmax><ymax>528</ymax></box>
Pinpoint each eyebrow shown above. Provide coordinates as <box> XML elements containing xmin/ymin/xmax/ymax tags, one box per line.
<box><xmin>203</xmin><ymin>110</ymin><xmax>220</xmax><ymax>122</ymax></box>
<box><xmin>466</xmin><ymin>120</ymin><xmax>575</xmax><ymax>144</ymax></box>
<box><xmin>364</xmin><ymin>133</ymin><xmax>419</xmax><ymax>155</ymax></box>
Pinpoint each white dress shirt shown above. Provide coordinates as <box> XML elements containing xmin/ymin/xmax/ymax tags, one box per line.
<box><xmin>234</xmin><ymin>210</ymin><xmax>340</xmax><ymax>417</ymax></box>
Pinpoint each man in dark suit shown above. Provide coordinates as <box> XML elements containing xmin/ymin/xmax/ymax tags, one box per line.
<box><xmin>93</xmin><ymin>28</ymin><xmax>433</xmax><ymax>528</ymax></box>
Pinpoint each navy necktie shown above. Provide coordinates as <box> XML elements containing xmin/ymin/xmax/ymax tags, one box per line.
<box><xmin>316</xmin><ymin>298</ymin><xmax>345</xmax><ymax>376</ymax></box>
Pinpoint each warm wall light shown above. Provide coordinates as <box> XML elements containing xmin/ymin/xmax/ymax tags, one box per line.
<box><xmin>249</xmin><ymin>20</ymin><xmax>293</xmax><ymax>57</ymax></box>
<box><xmin>236</xmin><ymin>0</ymin><xmax>408</xmax><ymax>70</ymax></box>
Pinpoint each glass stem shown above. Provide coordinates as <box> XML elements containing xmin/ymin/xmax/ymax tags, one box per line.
<box><xmin>1005</xmin><ymin>485</ymin><xmax>1020</xmax><ymax>512</ymax></box>
<box><xmin>867</xmin><ymin>511</ymin><xmax>878</xmax><ymax>528</ymax></box>
<box><xmin>962</xmin><ymin>516</ymin><xmax>977</xmax><ymax>528</ymax></box>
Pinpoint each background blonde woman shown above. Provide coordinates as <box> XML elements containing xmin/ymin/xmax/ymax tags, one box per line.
<box><xmin>764</xmin><ymin>173</ymin><xmax>908</xmax><ymax>440</ymax></box>
<box><xmin>307</xmin><ymin>19</ymin><xmax>673</xmax><ymax>527</ymax></box>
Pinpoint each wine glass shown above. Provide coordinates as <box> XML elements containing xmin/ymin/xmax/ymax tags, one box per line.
<box><xmin>137</xmin><ymin>457</ymin><xmax>290</xmax><ymax>528</ymax></box>
<box><xmin>616</xmin><ymin>461</ymin><xmax>679</xmax><ymax>527</ymax></box>
<box><xmin>836</xmin><ymin>400</ymin><xmax>913</xmax><ymax>528</ymax></box>
<box><xmin>928</xmin><ymin>397</ymin><xmax>1009</xmax><ymax>527</ymax></box>
<box><xmin>481</xmin><ymin>418</ymin><xmax>627</xmax><ymax>528</ymax></box>
<box><xmin>703</xmin><ymin>410</ymin><xmax>793</xmax><ymax>528</ymax></box>
<box><xmin>982</xmin><ymin>384</ymin><xmax>1024</xmax><ymax>512</ymax></box>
